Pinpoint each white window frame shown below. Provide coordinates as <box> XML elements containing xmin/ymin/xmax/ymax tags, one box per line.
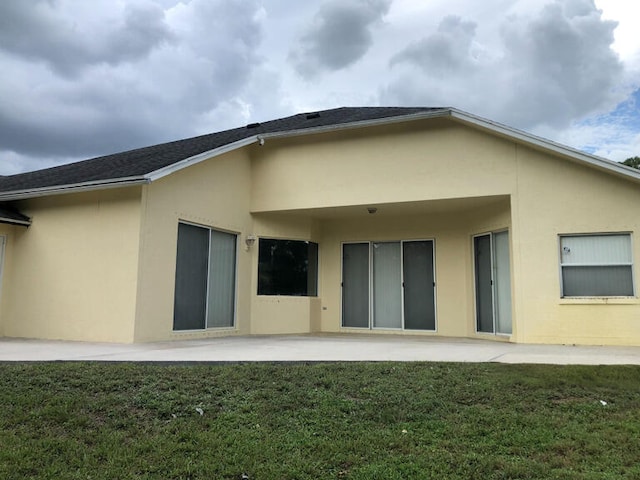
<box><xmin>559</xmin><ymin>232</ymin><xmax>635</xmax><ymax>298</ymax></box>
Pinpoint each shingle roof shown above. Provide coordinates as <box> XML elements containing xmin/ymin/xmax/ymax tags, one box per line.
<box><xmin>0</xmin><ymin>106</ymin><xmax>442</xmax><ymax>194</ymax></box>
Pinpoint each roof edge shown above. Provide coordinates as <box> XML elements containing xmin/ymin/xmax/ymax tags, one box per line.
<box><xmin>0</xmin><ymin>216</ymin><xmax>31</xmax><ymax>226</ymax></box>
<box><xmin>145</xmin><ymin>136</ymin><xmax>259</xmax><ymax>182</ymax></box>
<box><xmin>448</xmin><ymin>109</ymin><xmax>640</xmax><ymax>182</ymax></box>
<box><xmin>143</xmin><ymin>110</ymin><xmax>452</xmax><ymax>182</ymax></box>
<box><xmin>4</xmin><ymin>106</ymin><xmax>638</xmax><ymax>199</ymax></box>
<box><xmin>0</xmin><ymin>177</ymin><xmax>149</xmax><ymax>201</ymax></box>
<box><xmin>257</xmin><ymin>108</ymin><xmax>452</xmax><ymax>142</ymax></box>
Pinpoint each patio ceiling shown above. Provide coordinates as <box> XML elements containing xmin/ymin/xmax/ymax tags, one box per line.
<box><xmin>252</xmin><ymin>194</ymin><xmax>510</xmax><ymax>220</ymax></box>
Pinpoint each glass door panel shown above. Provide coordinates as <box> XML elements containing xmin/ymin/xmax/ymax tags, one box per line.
<box><xmin>493</xmin><ymin>231</ymin><xmax>512</xmax><ymax>335</ymax></box>
<box><xmin>373</xmin><ymin>242</ymin><xmax>402</xmax><ymax>329</ymax></box>
<box><xmin>342</xmin><ymin>243</ymin><xmax>370</xmax><ymax>328</ymax></box>
<box><xmin>403</xmin><ymin>240</ymin><xmax>436</xmax><ymax>330</ymax></box>
<box><xmin>173</xmin><ymin>223</ymin><xmax>209</xmax><ymax>330</ymax></box>
<box><xmin>474</xmin><ymin>234</ymin><xmax>494</xmax><ymax>333</ymax></box>
<box><xmin>206</xmin><ymin>229</ymin><xmax>237</xmax><ymax>328</ymax></box>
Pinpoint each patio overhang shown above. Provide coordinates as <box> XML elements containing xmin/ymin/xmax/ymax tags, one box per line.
<box><xmin>251</xmin><ymin>194</ymin><xmax>511</xmax><ymax>221</ymax></box>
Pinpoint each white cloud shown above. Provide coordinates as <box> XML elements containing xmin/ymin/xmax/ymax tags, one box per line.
<box><xmin>595</xmin><ymin>0</ymin><xmax>640</xmax><ymax>62</ymax></box>
<box><xmin>381</xmin><ymin>0</ymin><xmax>627</xmax><ymax>134</ymax></box>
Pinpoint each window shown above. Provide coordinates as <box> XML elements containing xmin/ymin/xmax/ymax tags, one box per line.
<box><xmin>560</xmin><ymin>233</ymin><xmax>634</xmax><ymax>297</ymax></box>
<box><xmin>258</xmin><ymin>239</ymin><xmax>318</xmax><ymax>296</ymax></box>
<box><xmin>173</xmin><ymin>222</ymin><xmax>237</xmax><ymax>330</ymax></box>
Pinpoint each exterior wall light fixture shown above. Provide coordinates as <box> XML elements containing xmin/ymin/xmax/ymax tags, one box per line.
<box><xmin>245</xmin><ymin>234</ymin><xmax>257</xmax><ymax>248</ymax></box>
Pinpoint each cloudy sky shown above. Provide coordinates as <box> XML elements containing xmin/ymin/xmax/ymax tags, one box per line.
<box><xmin>1</xmin><ymin>0</ymin><xmax>638</xmax><ymax>175</ymax></box>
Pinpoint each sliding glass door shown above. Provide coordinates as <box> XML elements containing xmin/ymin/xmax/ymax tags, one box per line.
<box><xmin>173</xmin><ymin>222</ymin><xmax>237</xmax><ymax>331</ymax></box>
<box><xmin>474</xmin><ymin>231</ymin><xmax>512</xmax><ymax>335</ymax></box>
<box><xmin>342</xmin><ymin>240</ymin><xmax>436</xmax><ymax>330</ymax></box>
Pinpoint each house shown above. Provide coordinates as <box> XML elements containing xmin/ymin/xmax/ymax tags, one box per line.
<box><xmin>0</xmin><ymin>106</ymin><xmax>639</xmax><ymax>345</ymax></box>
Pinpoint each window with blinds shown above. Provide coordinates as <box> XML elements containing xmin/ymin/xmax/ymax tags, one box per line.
<box><xmin>560</xmin><ymin>233</ymin><xmax>634</xmax><ymax>297</ymax></box>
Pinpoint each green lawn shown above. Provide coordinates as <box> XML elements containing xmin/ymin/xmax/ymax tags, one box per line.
<box><xmin>1</xmin><ymin>362</ymin><xmax>639</xmax><ymax>479</ymax></box>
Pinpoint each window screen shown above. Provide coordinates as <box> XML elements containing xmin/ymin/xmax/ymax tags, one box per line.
<box><xmin>560</xmin><ymin>234</ymin><xmax>634</xmax><ymax>297</ymax></box>
<box><xmin>258</xmin><ymin>239</ymin><xmax>318</xmax><ymax>296</ymax></box>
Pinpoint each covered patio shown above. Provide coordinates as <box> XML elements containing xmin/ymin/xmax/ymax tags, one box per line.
<box><xmin>250</xmin><ymin>194</ymin><xmax>514</xmax><ymax>341</ymax></box>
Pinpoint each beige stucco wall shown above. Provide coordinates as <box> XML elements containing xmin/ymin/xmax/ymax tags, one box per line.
<box><xmin>513</xmin><ymin>145</ymin><xmax>640</xmax><ymax>345</ymax></box>
<box><xmin>2</xmin><ymin>188</ymin><xmax>141</xmax><ymax>342</ymax></box>
<box><xmin>133</xmin><ymin>148</ymin><xmax>253</xmax><ymax>342</ymax></box>
<box><xmin>251</xmin><ymin>119</ymin><xmax>516</xmax><ymax>212</ymax></box>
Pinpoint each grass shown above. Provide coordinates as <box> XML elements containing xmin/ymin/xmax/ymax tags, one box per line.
<box><xmin>0</xmin><ymin>362</ymin><xmax>639</xmax><ymax>479</ymax></box>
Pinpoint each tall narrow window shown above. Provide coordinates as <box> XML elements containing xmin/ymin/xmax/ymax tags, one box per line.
<box><xmin>560</xmin><ymin>234</ymin><xmax>634</xmax><ymax>297</ymax></box>
<box><xmin>173</xmin><ymin>223</ymin><xmax>237</xmax><ymax>331</ymax></box>
<box><xmin>258</xmin><ymin>239</ymin><xmax>318</xmax><ymax>296</ymax></box>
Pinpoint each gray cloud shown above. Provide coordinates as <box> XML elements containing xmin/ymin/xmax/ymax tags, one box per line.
<box><xmin>390</xmin><ymin>16</ymin><xmax>478</xmax><ymax>76</ymax></box>
<box><xmin>0</xmin><ymin>0</ymin><xmax>173</xmax><ymax>76</ymax></box>
<box><xmin>0</xmin><ymin>0</ymin><xmax>275</xmax><ymax>173</ymax></box>
<box><xmin>289</xmin><ymin>0</ymin><xmax>391</xmax><ymax>79</ymax></box>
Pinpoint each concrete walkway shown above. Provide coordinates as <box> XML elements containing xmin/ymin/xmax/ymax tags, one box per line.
<box><xmin>1</xmin><ymin>334</ymin><xmax>640</xmax><ymax>364</ymax></box>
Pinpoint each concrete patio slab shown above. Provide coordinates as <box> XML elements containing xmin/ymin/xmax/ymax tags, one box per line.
<box><xmin>1</xmin><ymin>334</ymin><xmax>640</xmax><ymax>364</ymax></box>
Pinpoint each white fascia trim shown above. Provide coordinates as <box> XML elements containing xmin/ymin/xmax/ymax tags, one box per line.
<box><xmin>0</xmin><ymin>177</ymin><xmax>149</xmax><ymax>201</ymax></box>
<box><xmin>0</xmin><ymin>217</ymin><xmax>31</xmax><ymax>226</ymax></box>
<box><xmin>257</xmin><ymin>109</ymin><xmax>451</xmax><ymax>142</ymax></box>
<box><xmin>145</xmin><ymin>136</ymin><xmax>260</xmax><ymax>182</ymax></box>
<box><xmin>449</xmin><ymin>109</ymin><xmax>640</xmax><ymax>182</ymax></box>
